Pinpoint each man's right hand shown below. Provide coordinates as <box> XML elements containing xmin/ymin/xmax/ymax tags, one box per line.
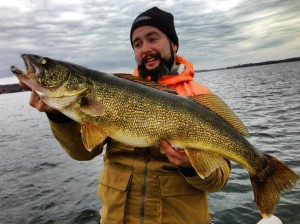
<box><xmin>19</xmin><ymin>81</ymin><xmax>59</xmax><ymax>113</ymax></box>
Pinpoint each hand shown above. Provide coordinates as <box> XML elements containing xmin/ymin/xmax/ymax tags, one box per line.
<box><xmin>19</xmin><ymin>81</ymin><xmax>32</xmax><ymax>91</ymax></box>
<box><xmin>160</xmin><ymin>140</ymin><xmax>192</xmax><ymax>168</ymax></box>
<box><xmin>19</xmin><ymin>81</ymin><xmax>59</xmax><ymax>113</ymax></box>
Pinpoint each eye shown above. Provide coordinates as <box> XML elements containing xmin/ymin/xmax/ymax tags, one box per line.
<box><xmin>150</xmin><ymin>37</ymin><xmax>157</xmax><ymax>42</ymax></box>
<box><xmin>41</xmin><ymin>58</ymin><xmax>47</xmax><ymax>65</ymax></box>
<box><xmin>133</xmin><ymin>41</ymin><xmax>141</xmax><ymax>49</ymax></box>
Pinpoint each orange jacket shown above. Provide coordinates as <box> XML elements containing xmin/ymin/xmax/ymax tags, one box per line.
<box><xmin>133</xmin><ymin>55</ymin><xmax>209</xmax><ymax>96</ymax></box>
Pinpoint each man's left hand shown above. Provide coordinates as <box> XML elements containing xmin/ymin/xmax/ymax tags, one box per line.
<box><xmin>160</xmin><ymin>140</ymin><xmax>192</xmax><ymax>167</ymax></box>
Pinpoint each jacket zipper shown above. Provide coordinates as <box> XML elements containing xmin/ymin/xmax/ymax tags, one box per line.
<box><xmin>140</xmin><ymin>149</ymin><xmax>151</xmax><ymax>224</ymax></box>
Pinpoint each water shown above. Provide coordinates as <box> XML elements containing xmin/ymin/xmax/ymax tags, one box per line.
<box><xmin>0</xmin><ymin>93</ymin><xmax>102</xmax><ymax>223</ymax></box>
<box><xmin>0</xmin><ymin>62</ymin><xmax>299</xmax><ymax>223</ymax></box>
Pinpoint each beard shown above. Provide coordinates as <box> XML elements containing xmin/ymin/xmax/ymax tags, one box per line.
<box><xmin>138</xmin><ymin>45</ymin><xmax>175</xmax><ymax>82</ymax></box>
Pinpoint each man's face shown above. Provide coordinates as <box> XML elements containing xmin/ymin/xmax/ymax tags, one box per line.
<box><xmin>132</xmin><ymin>26</ymin><xmax>178</xmax><ymax>79</ymax></box>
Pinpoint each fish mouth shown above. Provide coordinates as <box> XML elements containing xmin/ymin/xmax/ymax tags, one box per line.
<box><xmin>10</xmin><ymin>54</ymin><xmax>41</xmax><ymax>77</ymax></box>
<box><xmin>21</xmin><ymin>54</ymin><xmax>41</xmax><ymax>76</ymax></box>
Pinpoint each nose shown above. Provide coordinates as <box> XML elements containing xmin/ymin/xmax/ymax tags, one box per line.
<box><xmin>134</xmin><ymin>41</ymin><xmax>154</xmax><ymax>65</ymax></box>
<box><xmin>141</xmin><ymin>42</ymin><xmax>152</xmax><ymax>55</ymax></box>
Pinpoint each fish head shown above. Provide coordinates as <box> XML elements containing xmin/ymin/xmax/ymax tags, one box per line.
<box><xmin>11</xmin><ymin>54</ymin><xmax>89</xmax><ymax>98</ymax></box>
<box><xmin>11</xmin><ymin>54</ymin><xmax>70</xmax><ymax>90</ymax></box>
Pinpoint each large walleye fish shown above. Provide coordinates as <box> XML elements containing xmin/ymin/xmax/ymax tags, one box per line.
<box><xmin>11</xmin><ymin>54</ymin><xmax>298</xmax><ymax>218</ymax></box>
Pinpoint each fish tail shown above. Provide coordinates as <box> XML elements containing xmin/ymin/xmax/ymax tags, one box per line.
<box><xmin>250</xmin><ymin>154</ymin><xmax>299</xmax><ymax>217</ymax></box>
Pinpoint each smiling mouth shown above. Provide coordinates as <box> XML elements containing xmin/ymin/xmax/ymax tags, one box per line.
<box><xmin>142</xmin><ymin>53</ymin><xmax>160</xmax><ymax>64</ymax></box>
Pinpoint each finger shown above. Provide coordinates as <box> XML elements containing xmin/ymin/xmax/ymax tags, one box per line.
<box><xmin>161</xmin><ymin>143</ymin><xmax>192</xmax><ymax>167</ymax></box>
<box><xmin>36</xmin><ymin>100</ymin><xmax>47</xmax><ymax>112</ymax></box>
<box><xmin>19</xmin><ymin>81</ymin><xmax>32</xmax><ymax>91</ymax></box>
<box><xmin>164</xmin><ymin>144</ymin><xmax>186</xmax><ymax>157</ymax></box>
<box><xmin>29</xmin><ymin>91</ymin><xmax>47</xmax><ymax>112</ymax></box>
<box><xmin>159</xmin><ymin>140</ymin><xmax>172</xmax><ymax>149</ymax></box>
<box><xmin>29</xmin><ymin>91</ymin><xmax>39</xmax><ymax>107</ymax></box>
<box><xmin>160</xmin><ymin>140</ymin><xmax>184</xmax><ymax>153</ymax></box>
<box><xmin>165</xmin><ymin>152</ymin><xmax>191</xmax><ymax>167</ymax></box>
<box><xmin>164</xmin><ymin>153</ymin><xmax>181</xmax><ymax>165</ymax></box>
<box><xmin>29</xmin><ymin>91</ymin><xmax>43</xmax><ymax>108</ymax></box>
<box><xmin>164</xmin><ymin>146</ymin><xmax>183</xmax><ymax>160</ymax></box>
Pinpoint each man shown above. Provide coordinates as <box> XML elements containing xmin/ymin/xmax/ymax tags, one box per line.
<box><xmin>20</xmin><ymin>7</ymin><xmax>231</xmax><ymax>224</ymax></box>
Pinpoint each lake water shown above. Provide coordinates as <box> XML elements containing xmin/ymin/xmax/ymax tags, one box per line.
<box><xmin>0</xmin><ymin>62</ymin><xmax>299</xmax><ymax>224</ymax></box>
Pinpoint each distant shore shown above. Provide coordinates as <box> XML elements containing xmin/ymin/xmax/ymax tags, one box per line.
<box><xmin>196</xmin><ymin>56</ymin><xmax>300</xmax><ymax>72</ymax></box>
<box><xmin>0</xmin><ymin>83</ymin><xmax>26</xmax><ymax>94</ymax></box>
<box><xmin>1</xmin><ymin>57</ymin><xmax>299</xmax><ymax>94</ymax></box>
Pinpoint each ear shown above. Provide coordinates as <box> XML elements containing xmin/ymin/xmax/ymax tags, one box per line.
<box><xmin>172</xmin><ymin>43</ymin><xmax>178</xmax><ymax>53</ymax></box>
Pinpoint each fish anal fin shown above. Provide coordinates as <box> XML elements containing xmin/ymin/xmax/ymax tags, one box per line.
<box><xmin>81</xmin><ymin>123</ymin><xmax>108</xmax><ymax>151</ymax></box>
<box><xmin>79</xmin><ymin>97</ymin><xmax>105</xmax><ymax>117</ymax></box>
<box><xmin>189</xmin><ymin>92</ymin><xmax>249</xmax><ymax>135</ymax></box>
<box><xmin>113</xmin><ymin>73</ymin><xmax>178</xmax><ymax>95</ymax></box>
<box><xmin>185</xmin><ymin>148</ymin><xmax>227</xmax><ymax>179</ymax></box>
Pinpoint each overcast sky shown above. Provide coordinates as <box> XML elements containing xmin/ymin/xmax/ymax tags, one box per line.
<box><xmin>1</xmin><ymin>0</ymin><xmax>300</xmax><ymax>84</ymax></box>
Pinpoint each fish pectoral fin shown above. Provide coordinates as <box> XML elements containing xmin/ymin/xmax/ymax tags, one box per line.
<box><xmin>184</xmin><ymin>148</ymin><xmax>227</xmax><ymax>179</ymax></box>
<box><xmin>189</xmin><ymin>92</ymin><xmax>249</xmax><ymax>136</ymax></box>
<box><xmin>81</xmin><ymin>123</ymin><xmax>108</xmax><ymax>151</ymax></box>
<box><xmin>113</xmin><ymin>73</ymin><xmax>178</xmax><ymax>95</ymax></box>
<box><xmin>79</xmin><ymin>97</ymin><xmax>105</xmax><ymax>117</ymax></box>
<box><xmin>40</xmin><ymin>94</ymin><xmax>79</xmax><ymax>110</ymax></box>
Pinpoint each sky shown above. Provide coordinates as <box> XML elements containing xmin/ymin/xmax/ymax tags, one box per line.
<box><xmin>0</xmin><ymin>0</ymin><xmax>300</xmax><ymax>84</ymax></box>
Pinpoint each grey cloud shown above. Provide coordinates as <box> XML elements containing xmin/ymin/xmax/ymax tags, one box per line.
<box><xmin>1</xmin><ymin>0</ymin><xmax>300</xmax><ymax>80</ymax></box>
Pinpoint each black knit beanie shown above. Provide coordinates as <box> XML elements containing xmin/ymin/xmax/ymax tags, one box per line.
<box><xmin>130</xmin><ymin>7</ymin><xmax>179</xmax><ymax>49</ymax></box>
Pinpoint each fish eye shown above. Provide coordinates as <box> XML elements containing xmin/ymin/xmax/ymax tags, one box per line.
<box><xmin>41</xmin><ymin>58</ymin><xmax>47</xmax><ymax>65</ymax></box>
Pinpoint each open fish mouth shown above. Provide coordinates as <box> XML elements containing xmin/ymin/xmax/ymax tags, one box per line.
<box><xmin>11</xmin><ymin>54</ymin><xmax>40</xmax><ymax>77</ymax></box>
<box><xmin>21</xmin><ymin>54</ymin><xmax>41</xmax><ymax>76</ymax></box>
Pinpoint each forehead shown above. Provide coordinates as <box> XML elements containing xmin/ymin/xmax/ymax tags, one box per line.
<box><xmin>132</xmin><ymin>25</ymin><xmax>167</xmax><ymax>41</ymax></box>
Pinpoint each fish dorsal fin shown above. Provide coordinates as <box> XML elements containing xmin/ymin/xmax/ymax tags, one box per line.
<box><xmin>113</xmin><ymin>73</ymin><xmax>178</xmax><ymax>95</ymax></box>
<box><xmin>189</xmin><ymin>92</ymin><xmax>249</xmax><ymax>135</ymax></box>
<box><xmin>81</xmin><ymin>123</ymin><xmax>108</xmax><ymax>151</ymax></box>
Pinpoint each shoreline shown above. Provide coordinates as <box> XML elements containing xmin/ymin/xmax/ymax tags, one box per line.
<box><xmin>196</xmin><ymin>57</ymin><xmax>300</xmax><ymax>72</ymax></box>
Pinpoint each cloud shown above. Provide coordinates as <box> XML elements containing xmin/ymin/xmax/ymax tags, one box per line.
<box><xmin>0</xmin><ymin>0</ymin><xmax>300</xmax><ymax>81</ymax></box>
